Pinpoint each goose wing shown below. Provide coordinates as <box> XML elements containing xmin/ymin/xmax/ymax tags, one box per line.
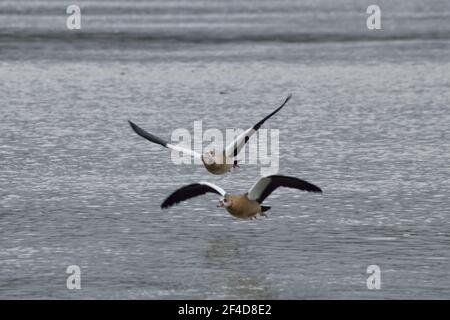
<box><xmin>161</xmin><ymin>182</ymin><xmax>226</xmax><ymax>209</ymax></box>
<box><xmin>129</xmin><ymin>120</ymin><xmax>201</xmax><ymax>159</ymax></box>
<box><xmin>247</xmin><ymin>175</ymin><xmax>322</xmax><ymax>204</ymax></box>
<box><xmin>224</xmin><ymin>94</ymin><xmax>292</xmax><ymax>158</ymax></box>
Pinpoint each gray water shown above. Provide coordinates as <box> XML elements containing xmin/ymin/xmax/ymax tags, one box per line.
<box><xmin>0</xmin><ymin>0</ymin><xmax>450</xmax><ymax>299</ymax></box>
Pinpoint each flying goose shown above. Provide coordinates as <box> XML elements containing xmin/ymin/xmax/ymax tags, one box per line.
<box><xmin>161</xmin><ymin>175</ymin><xmax>322</xmax><ymax>219</ymax></box>
<box><xmin>128</xmin><ymin>94</ymin><xmax>292</xmax><ymax>175</ymax></box>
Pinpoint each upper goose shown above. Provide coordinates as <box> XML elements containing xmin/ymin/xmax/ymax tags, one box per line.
<box><xmin>161</xmin><ymin>175</ymin><xmax>322</xmax><ymax>219</ymax></box>
<box><xmin>128</xmin><ymin>94</ymin><xmax>292</xmax><ymax>175</ymax></box>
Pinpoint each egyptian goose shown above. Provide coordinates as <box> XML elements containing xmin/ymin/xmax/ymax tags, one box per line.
<box><xmin>128</xmin><ymin>94</ymin><xmax>292</xmax><ymax>175</ymax></box>
<box><xmin>161</xmin><ymin>175</ymin><xmax>322</xmax><ymax>219</ymax></box>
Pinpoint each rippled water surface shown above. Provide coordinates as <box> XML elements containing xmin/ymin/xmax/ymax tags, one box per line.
<box><xmin>0</xmin><ymin>0</ymin><xmax>449</xmax><ymax>299</ymax></box>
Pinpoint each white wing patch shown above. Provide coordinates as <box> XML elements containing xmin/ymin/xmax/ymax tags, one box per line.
<box><xmin>199</xmin><ymin>181</ymin><xmax>227</xmax><ymax>196</ymax></box>
<box><xmin>167</xmin><ymin>143</ymin><xmax>202</xmax><ymax>159</ymax></box>
<box><xmin>224</xmin><ymin>127</ymin><xmax>256</xmax><ymax>158</ymax></box>
<box><xmin>247</xmin><ymin>176</ymin><xmax>272</xmax><ymax>201</ymax></box>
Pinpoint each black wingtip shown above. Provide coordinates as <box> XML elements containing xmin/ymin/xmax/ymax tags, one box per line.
<box><xmin>253</xmin><ymin>94</ymin><xmax>292</xmax><ymax>130</ymax></box>
<box><xmin>304</xmin><ymin>182</ymin><xmax>322</xmax><ymax>193</ymax></box>
<box><xmin>313</xmin><ymin>186</ymin><xmax>323</xmax><ymax>193</ymax></box>
<box><xmin>161</xmin><ymin>197</ymin><xmax>173</xmax><ymax>209</ymax></box>
<box><xmin>128</xmin><ymin>120</ymin><xmax>169</xmax><ymax>148</ymax></box>
<box><xmin>285</xmin><ymin>93</ymin><xmax>292</xmax><ymax>103</ymax></box>
<box><xmin>266</xmin><ymin>174</ymin><xmax>323</xmax><ymax>195</ymax></box>
<box><xmin>297</xmin><ymin>178</ymin><xmax>322</xmax><ymax>194</ymax></box>
<box><xmin>128</xmin><ymin>120</ymin><xmax>138</xmax><ymax>131</ymax></box>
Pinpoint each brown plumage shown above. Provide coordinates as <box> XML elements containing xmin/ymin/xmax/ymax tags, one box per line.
<box><xmin>220</xmin><ymin>194</ymin><xmax>264</xmax><ymax>219</ymax></box>
<box><xmin>201</xmin><ymin>150</ymin><xmax>234</xmax><ymax>175</ymax></box>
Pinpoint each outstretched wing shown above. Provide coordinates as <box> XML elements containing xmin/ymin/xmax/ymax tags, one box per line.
<box><xmin>247</xmin><ymin>175</ymin><xmax>322</xmax><ymax>204</ymax></box>
<box><xmin>161</xmin><ymin>182</ymin><xmax>227</xmax><ymax>209</ymax></box>
<box><xmin>224</xmin><ymin>94</ymin><xmax>292</xmax><ymax>158</ymax></box>
<box><xmin>129</xmin><ymin>120</ymin><xmax>201</xmax><ymax>159</ymax></box>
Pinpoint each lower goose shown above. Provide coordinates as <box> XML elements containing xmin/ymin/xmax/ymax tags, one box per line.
<box><xmin>161</xmin><ymin>175</ymin><xmax>322</xmax><ymax>219</ymax></box>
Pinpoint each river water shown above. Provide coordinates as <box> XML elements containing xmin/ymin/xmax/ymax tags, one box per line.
<box><xmin>0</xmin><ymin>0</ymin><xmax>449</xmax><ymax>299</ymax></box>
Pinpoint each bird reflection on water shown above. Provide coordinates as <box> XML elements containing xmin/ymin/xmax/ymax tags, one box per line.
<box><xmin>204</xmin><ymin>235</ymin><xmax>276</xmax><ymax>299</ymax></box>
